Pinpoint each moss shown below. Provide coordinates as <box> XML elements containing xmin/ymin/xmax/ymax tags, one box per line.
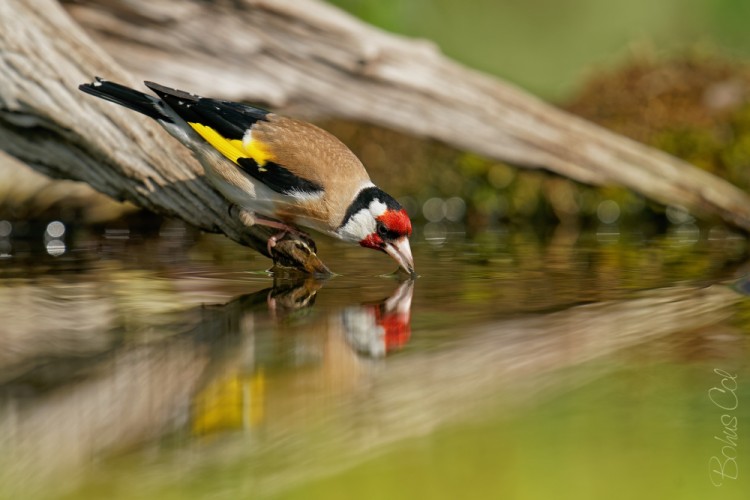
<box><xmin>566</xmin><ymin>53</ymin><xmax>750</xmax><ymax>191</ymax></box>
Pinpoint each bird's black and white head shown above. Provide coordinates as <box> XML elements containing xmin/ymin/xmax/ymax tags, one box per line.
<box><xmin>337</xmin><ymin>186</ymin><xmax>415</xmax><ymax>275</ymax></box>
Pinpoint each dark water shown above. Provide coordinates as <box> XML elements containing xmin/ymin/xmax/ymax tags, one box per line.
<box><xmin>0</xmin><ymin>219</ymin><xmax>749</xmax><ymax>499</ymax></box>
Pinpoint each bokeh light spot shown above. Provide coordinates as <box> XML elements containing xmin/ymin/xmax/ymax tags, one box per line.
<box><xmin>445</xmin><ymin>197</ymin><xmax>466</xmax><ymax>222</ymax></box>
<box><xmin>422</xmin><ymin>197</ymin><xmax>447</xmax><ymax>222</ymax></box>
<box><xmin>666</xmin><ymin>205</ymin><xmax>694</xmax><ymax>225</ymax></box>
<box><xmin>423</xmin><ymin>222</ymin><xmax>447</xmax><ymax>245</ymax></box>
<box><xmin>46</xmin><ymin>221</ymin><xmax>66</xmax><ymax>238</ymax></box>
<box><xmin>0</xmin><ymin>220</ymin><xmax>11</xmax><ymax>238</ymax></box>
<box><xmin>597</xmin><ymin>200</ymin><xmax>621</xmax><ymax>224</ymax></box>
<box><xmin>46</xmin><ymin>239</ymin><xmax>66</xmax><ymax>257</ymax></box>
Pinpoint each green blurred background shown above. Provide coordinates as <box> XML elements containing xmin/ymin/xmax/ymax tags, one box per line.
<box><xmin>321</xmin><ymin>0</ymin><xmax>750</xmax><ymax>236</ymax></box>
<box><xmin>329</xmin><ymin>0</ymin><xmax>750</xmax><ymax>100</ymax></box>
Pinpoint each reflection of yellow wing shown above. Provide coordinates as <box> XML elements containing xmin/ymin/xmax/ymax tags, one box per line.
<box><xmin>188</xmin><ymin>123</ymin><xmax>274</xmax><ymax>167</ymax></box>
<box><xmin>249</xmin><ymin>369</ymin><xmax>265</xmax><ymax>427</ymax></box>
<box><xmin>192</xmin><ymin>369</ymin><xmax>265</xmax><ymax>436</ymax></box>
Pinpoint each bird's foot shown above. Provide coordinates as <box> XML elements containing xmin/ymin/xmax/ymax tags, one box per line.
<box><xmin>229</xmin><ymin>205</ymin><xmax>317</xmax><ymax>258</ymax></box>
<box><xmin>266</xmin><ymin>225</ymin><xmax>313</xmax><ymax>254</ymax></box>
<box><xmin>250</xmin><ymin>213</ymin><xmax>314</xmax><ymax>255</ymax></box>
<box><xmin>267</xmin><ymin>231</ymin><xmax>284</xmax><ymax>255</ymax></box>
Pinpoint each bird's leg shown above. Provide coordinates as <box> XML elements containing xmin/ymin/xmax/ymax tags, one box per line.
<box><xmin>231</xmin><ymin>205</ymin><xmax>310</xmax><ymax>255</ymax></box>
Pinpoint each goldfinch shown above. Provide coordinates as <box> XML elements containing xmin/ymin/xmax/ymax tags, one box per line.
<box><xmin>79</xmin><ymin>78</ymin><xmax>415</xmax><ymax>275</ymax></box>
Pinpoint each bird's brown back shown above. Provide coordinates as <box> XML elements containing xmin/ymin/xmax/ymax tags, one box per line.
<box><xmin>253</xmin><ymin>115</ymin><xmax>372</xmax><ymax>227</ymax></box>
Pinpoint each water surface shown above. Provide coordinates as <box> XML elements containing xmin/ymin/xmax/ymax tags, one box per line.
<box><xmin>0</xmin><ymin>221</ymin><xmax>748</xmax><ymax>499</ymax></box>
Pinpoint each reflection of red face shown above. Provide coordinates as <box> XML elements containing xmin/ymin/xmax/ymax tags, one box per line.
<box><xmin>374</xmin><ymin>305</ymin><xmax>411</xmax><ymax>352</ymax></box>
<box><xmin>343</xmin><ymin>280</ymin><xmax>414</xmax><ymax>358</ymax></box>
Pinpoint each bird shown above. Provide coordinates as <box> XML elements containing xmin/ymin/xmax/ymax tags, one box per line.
<box><xmin>78</xmin><ymin>78</ymin><xmax>415</xmax><ymax>275</ymax></box>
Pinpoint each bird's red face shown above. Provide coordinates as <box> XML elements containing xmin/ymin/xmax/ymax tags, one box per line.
<box><xmin>359</xmin><ymin>208</ymin><xmax>415</xmax><ymax>275</ymax></box>
<box><xmin>337</xmin><ymin>186</ymin><xmax>415</xmax><ymax>275</ymax></box>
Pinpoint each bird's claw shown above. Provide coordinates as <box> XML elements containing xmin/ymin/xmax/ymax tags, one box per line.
<box><xmin>267</xmin><ymin>232</ymin><xmax>282</xmax><ymax>255</ymax></box>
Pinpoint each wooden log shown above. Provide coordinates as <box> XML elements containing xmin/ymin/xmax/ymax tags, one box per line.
<box><xmin>0</xmin><ymin>0</ymin><xmax>328</xmax><ymax>274</ymax></box>
<box><xmin>64</xmin><ymin>0</ymin><xmax>750</xmax><ymax>232</ymax></box>
<box><xmin>0</xmin><ymin>150</ymin><xmax>134</xmax><ymax>222</ymax></box>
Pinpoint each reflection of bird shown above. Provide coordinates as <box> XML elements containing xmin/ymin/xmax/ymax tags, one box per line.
<box><xmin>265</xmin><ymin>278</ymin><xmax>322</xmax><ymax>320</ymax></box>
<box><xmin>190</xmin><ymin>276</ymin><xmax>414</xmax><ymax>436</ymax></box>
<box><xmin>79</xmin><ymin>79</ymin><xmax>415</xmax><ymax>274</ymax></box>
<box><xmin>343</xmin><ymin>280</ymin><xmax>414</xmax><ymax>357</ymax></box>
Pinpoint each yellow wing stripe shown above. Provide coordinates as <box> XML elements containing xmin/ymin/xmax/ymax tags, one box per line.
<box><xmin>188</xmin><ymin>122</ymin><xmax>244</xmax><ymax>163</ymax></box>
<box><xmin>188</xmin><ymin>122</ymin><xmax>274</xmax><ymax>167</ymax></box>
<box><xmin>244</xmin><ymin>136</ymin><xmax>274</xmax><ymax>168</ymax></box>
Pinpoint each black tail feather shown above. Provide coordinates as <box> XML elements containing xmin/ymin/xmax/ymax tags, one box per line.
<box><xmin>79</xmin><ymin>77</ymin><xmax>173</xmax><ymax>122</ymax></box>
<box><xmin>144</xmin><ymin>81</ymin><xmax>200</xmax><ymax>103</ymax></box>
<box><xmin>146</xmin><ymin>80</ymin><xmax>269</xmax><ymax>140</ymax></box>
<box><xmin>144</xmin><ymin>80</ymin><xmax>202</xmax><ymax>123</ymax></box>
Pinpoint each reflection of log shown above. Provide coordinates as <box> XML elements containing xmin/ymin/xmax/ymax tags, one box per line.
<box><xmin>0</xmin><ymin>280</ymin><xmax>739</xmax><ymax>497</ymax></box>
<box><xmin>0</xmin><ymin>283</ymin><xmax>116</xmax><ymax>384</ymax></box>
<box><xmin>63</xmin><ymin>0</ymin><xmax>750</xmax><ymax>233</ymax></box>
<box><xmin>237</xmin><ymin>284</ymin><xmax>741</xmax><ymax>496</ymax></box>
<box><xmin>0</xmin><ymin>277</ymin><xmax>245</xmax><ymax>499</ymax></box>
<box><xmin>0</xmin><ymin>345</ymin><xmax>209</xmax><ymax>499</ymax></box>
<box><xmin>0</xmin><ymin>0</ymin><xmax>327</xmax><ymax>273</ymax></box>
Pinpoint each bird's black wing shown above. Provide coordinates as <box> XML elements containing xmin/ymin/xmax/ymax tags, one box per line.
<box><xmin>144</xmin><ymin>82</ymin><xmax>322</xmax><ymax>196</ymax></box>
<box><xmin>144</xmin><ymin>81</ymin><xmax>269</xmax><ymax>140</ymax></box>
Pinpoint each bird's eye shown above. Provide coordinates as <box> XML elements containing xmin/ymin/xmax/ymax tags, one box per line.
<box><xmin>377</xmin><ymin>221</ymin><xmax>388</xmax><ymax>237</ymax></box>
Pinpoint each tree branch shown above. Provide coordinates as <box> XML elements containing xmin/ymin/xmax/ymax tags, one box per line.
<box><xmin>0</xmin><ymin>0</ymin><xmax>329</xmax><ymax>274</ymax></box>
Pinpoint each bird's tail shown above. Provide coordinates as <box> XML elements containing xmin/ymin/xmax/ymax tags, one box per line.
<box><xmin>78</xmin><ymin>77</ymin><xmax>174</xmax><ymax>123</ymax></box>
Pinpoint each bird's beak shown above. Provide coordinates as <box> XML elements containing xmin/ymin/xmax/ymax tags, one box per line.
<box><xmin>384</xmin><ymin>237</ymin><xmax>415</xmax><ymax>276</ymax></box>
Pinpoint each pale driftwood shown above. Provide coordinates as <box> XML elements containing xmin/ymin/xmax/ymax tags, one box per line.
<box><xmin>64</xmin><ymin>0</ymin><xmax>750</xmax><ymax>232</ymax></box>
<box><xmin>0</xmin><ymin>151</ymin><xmax>134</xmax><ymax>221</ymax></box>
<box><xmin>0</xmin><ymin>0</ymin><xmax>328</xmax><ymax>273</ymax></box>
